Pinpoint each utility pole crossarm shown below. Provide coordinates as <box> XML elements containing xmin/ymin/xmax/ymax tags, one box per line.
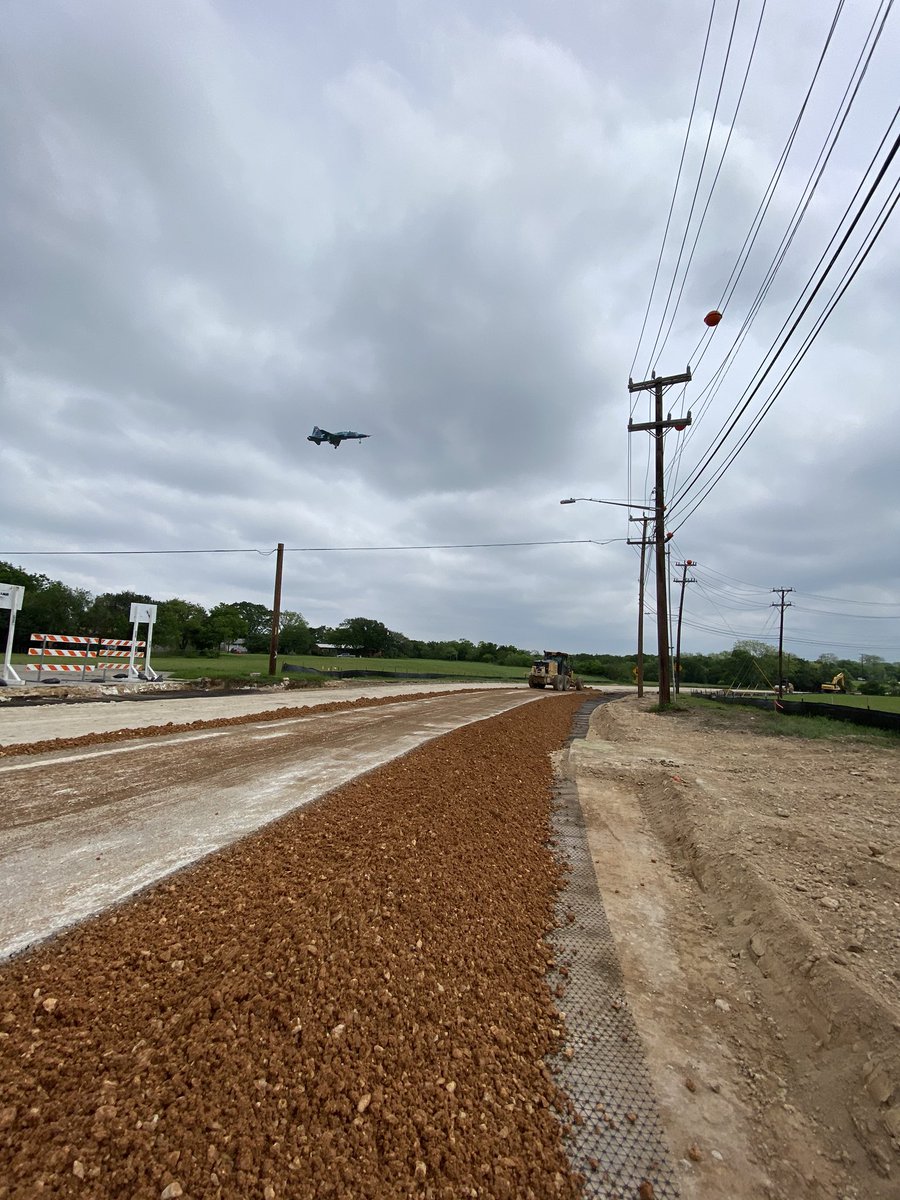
<box><xmin>628</xmin><ymin>368</ymin><xmax>692</xmax><ymax>393</ymax></box>
<box><xmin>628</xmin><ymin>413</ymin><xmax>693</xmax><ymax>433</ymax></box>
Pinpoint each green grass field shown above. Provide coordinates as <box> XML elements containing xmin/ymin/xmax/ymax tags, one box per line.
<box><xmin>156</xmin><ymin>654</ymin><xmax>618</xmax><ymax>685</ymax></box>
<box><xmin>683</xmin><ymin>685</ymin><xmax>900</xmax><ymax>715</ymax></box>
<box><xmin>787</xmin><ymin>691</ymin><xmax>900</xmax><ymax>713</ymax></box>
<box><xmin>98</xmin><ymin>653</ymin><xmax>532</xmax><ymax>683</ymax></box>
<box><xmin>677</xmin><ymin>693</ymin><xmax>899</xmax><ymax>741</ymax></box>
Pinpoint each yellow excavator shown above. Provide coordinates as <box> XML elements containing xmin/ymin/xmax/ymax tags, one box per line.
<box><xmin>820</xmin><ymin>671</ymin><xmax>847</xmax><ymax>693</ymax></box>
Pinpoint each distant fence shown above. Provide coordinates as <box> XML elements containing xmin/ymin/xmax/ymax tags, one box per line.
<box><xmin>27</xmin><ymin>633</ymin><xmax>145</xmax><ymax>680</ymax></box>
<box><xmin>694</xmin><ymin>690</ymin><xmax>900</xmax><ymax>733</ymax></box>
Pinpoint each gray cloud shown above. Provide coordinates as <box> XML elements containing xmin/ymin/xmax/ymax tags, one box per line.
<box><xmin>2</xmin><ymin>0</ymin><xmax>899</xmax><ymax>659</ymax></box>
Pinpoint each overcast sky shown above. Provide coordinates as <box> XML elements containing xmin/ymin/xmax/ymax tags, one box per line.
<box><xmin>2</xmin><ymin>0</ymin><xmax>899</xmax><ymax>661</ymax></box>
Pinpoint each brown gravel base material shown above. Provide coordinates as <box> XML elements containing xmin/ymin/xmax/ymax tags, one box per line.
<box><xmin>0</xmin><ymin>692</ymin><xmax>587</xmax><ymax>1199</ymax></box>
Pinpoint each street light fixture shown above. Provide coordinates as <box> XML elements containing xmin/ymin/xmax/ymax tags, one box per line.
<box><xmin>559</xmin><ymin>496</ymin><xmax>658</xmax><ymax>697</ymax></box>
<box><xmin>560</xmin><ymin>497</ymin><xmax>658</xmax><ymax>511</ymax></box>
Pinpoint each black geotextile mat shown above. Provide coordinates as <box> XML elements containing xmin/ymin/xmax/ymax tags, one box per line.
<box><xmin>549</xmin><ymin>699</ymin><xmax>680</xmax><ymax>1199</ymax></box>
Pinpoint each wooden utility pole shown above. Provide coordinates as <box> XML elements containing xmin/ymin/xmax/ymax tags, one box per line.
<box><xmin>268</xmin><ymin>542</ymin><xmax>285</xmax><ymax>677</ymax></box>
<box><xmin>628</xmin><ymin>369</ymin><xmax>692</xmax><ymax>705</ymax></box>
<box><xmin>628</xmin><ymin>515</ymin><xmax>652</xmax><ymax>697</ymax></box>
<box><xmin>772</xmin><ymin>587</ymin><xmax>793</xmax><ymax>699</ymax></box>
<box><xmin>674</xmin><ymin>559</ymin><xmax>697</xmax><ymax>695</ymax></box>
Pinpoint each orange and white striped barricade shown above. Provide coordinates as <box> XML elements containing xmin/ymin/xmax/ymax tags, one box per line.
<box><xmin>27</xmin><ymin>634</ymin><xmax>99</xmax><ymax>680</ymax></box>
<box><xmin>26</xmin><ymin>635</ymin><xmax>152</xmax><ymax>681</ymax></box>
<box><xmin>96</xmin><ymin>639</ymin><xmax>146</xmax><ymax>679</ymax></box>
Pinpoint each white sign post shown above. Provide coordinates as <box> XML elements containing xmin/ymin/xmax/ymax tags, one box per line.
<box><xmin>128</xmin><ymin>602</ymin><xmax>158</xmax><ymax>680</ymax></box>
<box><xmin>0</xmin><ymin>585</ymin><xmax>25</xmax><ymax>685</ymax></box>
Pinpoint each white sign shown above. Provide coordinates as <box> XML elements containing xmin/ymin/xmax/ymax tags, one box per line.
<box><xmin>127</xmin><ymin>602</ymin><xmax>158</xmax><ymax>680</ymax></box>
<box><xmin>0</xmin><ymin>585</ymin><xmax>25</xmax><ymax>612</ymax></box>
<box><xmin>1</xmin><ymin>584</ymin><xmax>25</xmax><ymax>683</ymax></box>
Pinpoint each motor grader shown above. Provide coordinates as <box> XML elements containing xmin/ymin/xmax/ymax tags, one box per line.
<box><xmin>527</xmin><ymin>651</ymin><xmax>583</xmax><ymax>691</ymax></box>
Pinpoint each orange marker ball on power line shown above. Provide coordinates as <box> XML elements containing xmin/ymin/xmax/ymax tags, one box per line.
<box><xmin>704</xmin><ymin>310</ymin><xmax>722</xmax><ymax>327</ymax></box>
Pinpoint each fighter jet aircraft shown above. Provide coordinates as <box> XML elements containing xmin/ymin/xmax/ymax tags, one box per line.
<box><xmin>307</xmin><ymin>426</ymin><xmax>371</xmax><ymax>448</ymax></box>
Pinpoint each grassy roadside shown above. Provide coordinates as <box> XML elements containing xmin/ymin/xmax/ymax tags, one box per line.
<box><xmin>671</xmin><ymin>693</ymin><xmax>899</xmax><ymax>743</ymax></box>
<box><xmin>680</xmin><ymin>685</ymin><xmax>900</xmax><ymax>714</ymax></box>
<box><xmin>151</xmin><ymin>653</ymin><xmax>530</xmax><ymax>682</ymax></box>
<box><xmin>787</xmin><ymin>691</ymin><xmax>900</xmax><ymax>712</ymax></box>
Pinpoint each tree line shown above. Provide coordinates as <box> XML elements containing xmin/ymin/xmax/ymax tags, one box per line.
<box><xmin>0</xmin><ymin>561</ymin><xmax>533</xmax><ymax>665</ymax></box>
<box><xmin>2</xmin><ymin>562</ymin><xmax>898</xmax><ymax>692</ymax></box>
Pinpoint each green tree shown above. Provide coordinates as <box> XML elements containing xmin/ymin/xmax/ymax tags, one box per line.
<box><xmin>497</xmin><ymin>645</ymin><xmax>531</xmax><ymax>667</ymax></box>
<box><xmin>332</xmin><ymin>617</ymin><xmax>391</xmax><ymax>656</ymax></box>
<box><xmin>454</xmin><ymin>639</ymin><xmax>477</xmax><ymax>662</ymax></box>
<box><xmin>27</xmin><ymin>580</ymin><xmax>91</xmax><ymax>641</ymax></box>
<box><xmin>385</xmin><ymin>629</ymin><xmax>418</xmax><ymax>658</ymax></box>
<box><xmin>0</xmin><ymin>562</ymin><xmax>92</xmax><ymax>650</ymax></box>
<box><xmin>231</xmin><ymin>601</ymin><xmax>272</xmax><ymax>638</ymax></box>
<box><xmin>278</xmin><ymin>611</ymin><xmax>314</xmax><ymax>655</ymax></box>
<box><xmin>475</xmin><ymin>641</ymin><xmax>499</xmax><ymax>663</ymax></box>
<box><xmin>154</xmin><ymin>599</ymin><xmax>209</xmax><ymax>652</ymax></box>
<box><xmin>727</xmin><ymin>639</ymin><xmax>778</xmax><ymax>688</ymax></box>
<box><xmin>861</xmin><ymin>654</ymin><xmax>886</xmax><ymax>684</ymax></box>
<box><xmin>207</xmin><ymin>603</ymin><xmax>247</xmax><ymax>648</ymax></box>
<box><xmin>85</xmin><ymin>592</ymin><xmax>152</xmax><ymax>639</ymax></box>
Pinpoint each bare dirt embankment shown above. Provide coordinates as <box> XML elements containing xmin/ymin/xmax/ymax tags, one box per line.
<box><xmin>571</xmin><ymin>696</ymin><xmax>899</xmax><ymax>1200</ymax></box>
<box><xmin>0</xmin><ymin>693</ymin><xmax>587</xmax><ymax>1200</ymax></box>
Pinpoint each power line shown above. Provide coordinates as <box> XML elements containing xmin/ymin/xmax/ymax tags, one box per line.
<box><xmin>669</xmin><ymin>128</ymin><xmax>900</xmax><ymax>521</ymax></box>
<box><xmin>628</xmin><ymin>0</ymin><xmax>720</xmax><ymax>384</ymax></box>
<box><xmin>639</xmin><ymin>0</ymin><xmax>856</xmax><ymax>507</ymax></box>
<box><xmin>800</xmin><ymin>591</ymin><xmax>900</xmax><ymax>608</ymax></box>
<box><xmin>0</xmin><ymin>539</ymin><xmax>608</xmax><ymax>557</ymax></box>
<box><xmin>674</xmin><ymin>613</ymin><xmax>900</xmax><ymax>653</ymax></box>
<box><xmin>666</xmin><ymin>0</ymin><xmax>887</xmax><ymax>494</ymax></box>
<box><xmin>672</xmin><ymin>110</ymin><xmax>900</xmax><ymax>518</ymax></box>
<box><xmin>672</xmin><ymin>176</ymin><xmax>900</xmax><ymax>526</ymax></box>
<box><xmin>652</xmin><ymin>0</ymin><xmax>769</xmax><ymax>369</ymax></box>
<box><xmin>792</xmin><ymin>604</ymin><xmax>900</xmax><ymax>620</ymax></box>
<box><xmin>643</xmin><ymin>0</ymin><xmax>748</xmax><ymax>376</ymax></box>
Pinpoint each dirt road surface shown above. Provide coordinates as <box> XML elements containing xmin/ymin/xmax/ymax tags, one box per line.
<box><xmin>573</xmin><ymin>696</ymin><xmax>900</xmax><ymax>1199</ymax></box>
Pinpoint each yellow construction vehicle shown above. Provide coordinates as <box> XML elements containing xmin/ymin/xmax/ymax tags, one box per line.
<box><xmin>820</xmin><ymin>671</ymin><xmax>847</xmax><ymax>693</ymax></box>
<box><xmin>528</xmin><ymin>651</ymin><xmax>583</xmax><ymax>691</ymax></box>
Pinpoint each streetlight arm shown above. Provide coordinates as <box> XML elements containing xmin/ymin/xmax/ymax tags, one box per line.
<box><xmin>560</xmin><ymin>497</ymin><xmax>659</xmax><ymax>511</ymax></box>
